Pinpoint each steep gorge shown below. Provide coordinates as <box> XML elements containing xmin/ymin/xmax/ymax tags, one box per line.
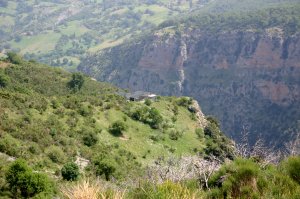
<box><xmin>79</xmin><ymin>9</ymin><xmax>300</xmax><ymax>146</ymax></box>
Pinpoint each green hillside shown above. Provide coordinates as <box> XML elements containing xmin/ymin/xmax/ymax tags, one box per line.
<box><xmin>0</xmin><ymin>0</ymin><xmax>213</xmax><ymax>70</ymax></box>
<box><xmin>0</xmin><ymin>53</ymin><xmax>234</xmax><ymax>195</ymax></box>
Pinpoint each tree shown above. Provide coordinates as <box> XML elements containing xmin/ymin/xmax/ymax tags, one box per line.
<box><xmin>61</xmin><ymin>162</ymin><xmax>80</xmax><ymax>181</ymax></box>
<box><xmin>68</xmin><ymin>73</ymin><xmax>84</xmax><ymax>91</ymax></box>
<box><xmin>6</xmin><ymin>52</ymin><xmax>23</xmax><ymax>65</ymax></box>
<box><xmin>83</xmin><ymin>132</ymin><xmax>98</xmax><ymax>147</ymax></box>
<box><xmin>94</xmin><ymin>158</ymin><xmax>116</xmax><ymax>180</ymax></box>
<box><xmin>5</xmin><ymin>159</ymin><xmax>53</xmax><ymax>198</ymax></box>
<box><xmin>108</xmin><ymin>121</ymin><xmax>127</xmax><ymax>137</ymax></box>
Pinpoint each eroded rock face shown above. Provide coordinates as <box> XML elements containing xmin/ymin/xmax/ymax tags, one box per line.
<box><xmin>79</xmin><ymin>28</ymin><xmax>300</xmax><ymax>146</ymax></box>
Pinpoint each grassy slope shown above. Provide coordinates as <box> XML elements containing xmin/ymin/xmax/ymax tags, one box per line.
<box><xmin>0</xmin><ymin>58</ymin><xmax>230</xmax><ymax>178</ymax></box>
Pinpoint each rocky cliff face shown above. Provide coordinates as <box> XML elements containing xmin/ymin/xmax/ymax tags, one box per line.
<box><xmin>79</xmin><ymin>27</ymin><xmax>300</xmax><ymax>146</ymax></box>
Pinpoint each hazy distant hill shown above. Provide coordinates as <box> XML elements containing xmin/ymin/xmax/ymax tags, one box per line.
<box><xmin>0</xmin><ymin>0</ymin><xmax>214</xmax><ymax>70</ymax></box>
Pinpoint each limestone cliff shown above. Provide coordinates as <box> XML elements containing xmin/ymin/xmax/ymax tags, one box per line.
<box><xmin>79</xmin><ymin>12</ymin><xmax>300</xmax><ymax>146</ymax></box>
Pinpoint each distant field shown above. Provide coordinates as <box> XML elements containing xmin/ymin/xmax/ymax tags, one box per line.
<box><xmin>0</xmin><ymin>0</ymin><xmax>210</xmax><ymax>69</ymax></box>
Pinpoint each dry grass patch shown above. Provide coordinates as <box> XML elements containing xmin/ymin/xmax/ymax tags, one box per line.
<box><xmin>61</xmin><ymin>179</ymin><xmax>126</xmax><ymax>199</ymax></box>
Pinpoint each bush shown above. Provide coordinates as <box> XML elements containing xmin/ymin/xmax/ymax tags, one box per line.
<box><xmin>61</xmin><ymin>162</ymin><xmax>80</xmax><ymax>181</ymax></box>
<box><xmin>93</xmin><ymin>158</ymin><xmax>117</xmax><ymax>181</ymax></box>
<box><xmin>176</xmin><ymin>97</ymin><xmax>193</xmax><ymax>107</ymax></box>
<box><xmin>208</xmin><ymin>159</ymin><xmax>264</xmax><ymax>198</ymax></box>
<box><xmin>68</xmin><ymin>73</ymin><xmax>84</xmax><ymax>91</ymax></box>
<box><xmin>168</xmin><ymin>129</ymin><xmax>183</xmax><ymax>141</ymax></box>
<box><xmin>82</xmin><ymin>132</ymin><xmax>98</xmax><ymax>147</ymax></box>
<box><xmin>46</xmin><ymin>145</ymin><xmax>66</xmax><ymax>163</ymax></box>
<box><xmin>129</xmin><ymin>106</ymin><xmax>163</xmax><ymax>129</ymax></box>
<box><xmin>283</xmin><ymin>156</ymin><xmax>300</xmax><ymax>184</ymax></box>
<box><xmin>195</xmin><ymin>128</ymin><xmax>204</xmax><ymax>139</ymax></box>
<box><xmin>5</xmin><ymin>159</ymin><xmax>53</xmax><ymax>198</ymax></box>
<box><xmin>144</xmin><ymin>99</ymin><xmax>152</xmax><ymax>106</ymax></box>
<box><xmin>0</xmin><ymin>134</ymin><xmax>21</xmax><ymax>157</ymax></box>
<box><xmin>6</xmin><ymin>52</ymin><xmax>23</xmax><ymax>65</ymax></box>
<box><xmin>108</xmin><ymin>121</ymin><xmax>127</xmax><ymax>137</ymax></box>
<box><xmin>0</xmin><ymin>71</ymin><xmax>10</xmax><ymax>88</ymax></box>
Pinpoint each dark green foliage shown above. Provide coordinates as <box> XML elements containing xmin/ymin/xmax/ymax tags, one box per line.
<box><xmin>82</xmin><ymin>132</ymin><xmax>98</xmax><ymax>147</ymax></box>
<box><xmin>5</xmin><ymin>159</ymin><xmax>53</xmax><ymax>198</ymax></box>
<box><xmin>6</xmin><ymin>52</ymin><xmax>23</xmax><ymax>65</ymax></box>
<box><xmin>144</xmin><ymin>99</ymin><xmax>152</xmax><ymax>106</ymax></box>
<box><xmin>93</xmin><ymin>158</ymin><xmax>117</xmax><ymax>181</ymax></box>
<box><xmin>283</xmin><ymin>156</ymin><xmax>300</xmax><ymax>184</ymax></box>
<box><xmin>168</xmin><ymin>129</ymin><xmax>183</xmax><ymax>141</ymax></box>
<box><xmin>61</xmin><ymin>162</ymin><xmax>80</xmax><ymax>181</ymax></box>
<box><xmin>68</xmin><ymin>73</ymin><xmax>84</xmax><ymax>91</ymax></box>
<box><xmin>176</xmin><ymin>97</ymin><xmax>193</xmax><ymax>108</ymax></box>
<box><xmin>208</xmin><ymin>158</ymin><xmax>300</xmax><ymax>199</ymax></box>
<box><xmin>108</xmin><ymin>121</ymin><xmax>127</xmax><ymax>137</ymax></box>
<box><xmin>0</xmin><ymin>71</ymin><xmax>10</xmax><ymax>88</ymax></box>
<box><xmin>46</xmin><ymin>145</ymin><xmax>66</xmax><ymax>163</ymax></box>
<box><xmin>204</xmin><ymin>118</ymin><xmax>234</xmax><ymax>160</ymax></box>
<box><xmin>129</xmin><ymin>106</ymin><xmax>163</xmax><ymax>129</ymax></box>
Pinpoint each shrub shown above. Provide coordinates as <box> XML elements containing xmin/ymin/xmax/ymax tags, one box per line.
<box><xmin>78</xmin><ymin>105</ymin><xmax>92</xmax><ymax>116</ymax></box>
<box><xmin>82</xmin><ymin>132</ymin><xmax>98</xmax><ymax>147</ymax></box>
<box><xmin>108</xmin><ymin>121</ymin><xmax>127</xmax><ymax>137</ymax></box>
<box><xmin>6</xmin><ymin>52</ymin><xmax>23</xmax><ymax>65</ymax></box>
<box><xmin>46</xmin><ymin>145</ymin><xmax>66</xmax><ymax>163</ymax></box>
<box><xmin>129</xmin><ymin>106</ymin><xmax>163</xmax><ymax>129</ymax></box>
<box><xmin>0</xmin><ymin>134</ymin><xmax>21</xmax><ymax>157</ymax></box>
<box><xmin>61</xmin><ymin>162</ymin><xmax>80</xmax><ymax>181</ymax></box>
<box><xmin>68</xmin><ymin>73</ymin><xmax>84</xmax><ymax>91</ymax></box>
<box><xmin>144</xmin><ymin>99</ymin><xmax>152</xmax><ymax>106</ymax></box>
<box><xmin>5</xmin><ymin>159</ymin><xmax>53</xmax><ymax>198</ymax></box>
<box><xmin>195</xmin><ymin>128</ymin><xmax>204</xmax><ymax>139</ymax></box>
<box><xmin>0</xmin><ymin>71</ymin><xmax>10</xmax><ymax>88</ymax></box>
<box><xmin>93</xmin><ymin>158</ymin><xmax>117</xmax><ymax>181</ymax></box>
<box><xmin>283</xmin><ymin>156</ymin><xmax>300</xmax><ymax>184</ymax></box>
<box><xmin>176</xmin><ymin>97</ymin><xmax>193</xmax><ymax>107</ymax></box>
<box><xmin>208</xmin><ymin>159</ymin><xmax>265</xmax><ymax>198</ymax></box>
<box><xmin>168</xmin><ymin>129</ymin><xmax>183</xmax><ymax>140</ymax></box>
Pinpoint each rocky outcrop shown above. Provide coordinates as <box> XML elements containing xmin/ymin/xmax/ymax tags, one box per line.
<box><xmin>79</xmin><ymin>27</ymin><xmax>300</xmax><ymax>146</ymax></box>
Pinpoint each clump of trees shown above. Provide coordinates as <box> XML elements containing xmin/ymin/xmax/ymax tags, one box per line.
<box><xmin>5</xmin><ymin>159</ymin><xmax>54</xmax><ymax>198</ymax></box>
<box><xmin>6</xmin><ymin>52</ymin><xmax>23</xmax><ymax>65</ymax></box>
<box><xmin>68</xmin><ymin>73</ymin><xmax>85</xmax><ymax>91</ymax></box>
<box><xmin>129</xmin><ymin>106</ymin><xmax>163</xmax><ymax>129</ymax></box>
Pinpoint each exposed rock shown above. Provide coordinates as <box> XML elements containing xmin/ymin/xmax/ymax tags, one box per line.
<box><xmin>79</xmin><ymin>28</ymin><xmax>300</xmax><ymax>146</ymax></box>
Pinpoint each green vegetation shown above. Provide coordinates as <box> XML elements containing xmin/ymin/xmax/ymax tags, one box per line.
<box><xmin>68</xmin><ymin>72</ymin><xmax>85</xmax><ymax>91</ymax></box>
<box><xmin>108</xmin><ymin>121</ymin><xmax>128</xmax><ymax>137</ymax></box>
<box><xmin>61</xmin><ymin>162</ymin><xmax>80</xmax><ymax>181</ymax></box>
<box><xmin>0</xmin><ymin>56</ymin><xmax>230</xmax><ymax>195</ymax></box>
<box><xmin>0</xmin><ymin>55</ymin><xmax>299</xmax><ymax>198</ymax></box>
<box><xmin>5</xmin><ymin>159</ymin><xmax>54</xmax><ymax>198</ymax></box>
<box><xmin>0</xmin><ymin>0</ymin><xmax>211</xmax><ymax>69</ymax></box>
<box><xmin>208</xmin><ymin>158</ymin><xmax>300</xmax><ymax>199</ymax></box>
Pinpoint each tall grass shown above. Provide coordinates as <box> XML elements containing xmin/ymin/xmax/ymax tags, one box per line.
<box><xmin>61</xmin><ymin>179</ymin><xmax>125</xmax><ymax>199</ymax></box>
